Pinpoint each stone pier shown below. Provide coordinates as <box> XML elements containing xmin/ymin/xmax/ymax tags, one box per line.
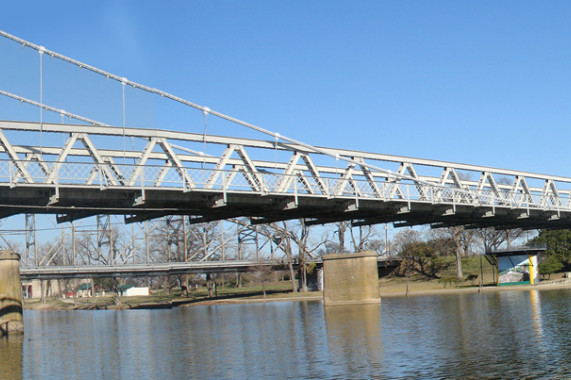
<box><xmin>322</xmin><ymin>251</ymin><xmax>380</xmax><ymax>306</ymax></box>
<box><xmin>0</xmin><ymin>251</ymin><xmax>24</xmax><ymax>335</ymax></box>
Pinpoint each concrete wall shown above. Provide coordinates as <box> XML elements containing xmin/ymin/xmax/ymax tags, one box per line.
<box><xmin>0</xmin><ymin>251</ymin><xmax>24</xmax><ymax>334</ymax></box>
<box><xmin>21</xmin><ymin>279</ymin><xmax>64</xmax><ymax>299</ymax></box>
<box><xmin>322</xmin><ymin>251</ymin><xmax>380</xmax><ymax>306</ymax></box>
<box><xmin>124</xmin><ymin>287</ymin><xmax>150</xmax><ymax>297</ymax></box>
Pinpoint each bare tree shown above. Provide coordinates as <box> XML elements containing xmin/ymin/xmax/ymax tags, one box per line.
<box><xmin>349</xmin><ymin>225</ymin><xmax>379</xmax><ymax>252</ymax></box>
<box><xmin>264</xmin><ymin>220</ymin><xmax>326</xmax><ymax>292</ymax></box>
<box><xmin>436</xmin><ymin>226</ymin><xmax>476</xmax><ymax>279</ymax></box>
<box><xmin>475</xmin><ymin>227</ymin><xmax>526</xmax><ymax>253</ymax></box>
<box><xmin>268</xmin><ymin>223</ymin><xmax>298</xmax><ymax>292</ymax></box>
<box><xmin>476</xmin><ymin>227</ymin><xmax>506</xmax><ymax>253</ymax></box>
<box><xmin>504</xmin><ymin>228</ymin><xmax>525</xmax><ymax>249</ymax></box>
<box><xmin>332</xmin><ymin>221</ymin><xmax>350</xmax><ymax>253</ymax></box>
<box><xmin>251</xmin><ymin>264</ymin><xmax>274</xmax><ymax>298</ymax></box>
<box><xmin>392</xmin><ymin>228</ymin><xmax>424</xmax><ymax>256</ymax></box>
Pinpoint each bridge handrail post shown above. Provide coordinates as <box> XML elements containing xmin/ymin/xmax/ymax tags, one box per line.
<box><xmin>222</xmin><ymin>168</ymin><xmax>227</xmax><ymax>202</ymax></box>
<box><xmin>98</xmin><ymin>163</ymin><xmax>103</xmax><ymax>190</ymax></box>
<box><xmin>9</xmin><ymin>161</ymin><xmax>13</xmax><ymax>187</ymax></box>
<box><xmin>407</xmin><ymin>183</ymin><xmax>411</xmax><ymax>209</ymax></box>
<box><xmin>54</xmin><ymin>162</ymin><xmax>59</xmax><ymax>189</ymax></box>
<box><xmin>141</xmin><ymin>163</ymin><xmax>145</xmax><ymax>195</ymax></box>
<box><xmin>294</xmin><ymin>173</ymin><xmax>298</xmax><ymax>204</ymax></box>
<box><xmin>529</xmin><ymin>201</ymin><xmax>532</xmax><ymax>217</ymax></box>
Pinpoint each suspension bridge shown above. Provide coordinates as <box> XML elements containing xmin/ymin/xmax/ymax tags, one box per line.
<box><xmin>1</xmin><ymin>30</ymin><xmax>571</xmax><ymax>277</ymax></box>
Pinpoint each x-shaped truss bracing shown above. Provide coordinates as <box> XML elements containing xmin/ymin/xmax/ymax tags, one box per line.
<box><xmin>0</xmin><ymin>120</ymin><xmax>570</xmax><ymax>229</ymax></box>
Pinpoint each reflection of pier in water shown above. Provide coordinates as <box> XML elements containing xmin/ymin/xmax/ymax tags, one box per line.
<box><xmin>530</xmin><ymin>290</ymin><xmax>544</xmax><ymax>341</ymax></box>
<box><xmin>324</xmin><ymin>304</ymin><xmax>383</xmax><ymax>372</ymax></box>
<box><xmin>0</xmin><ymin>334</ymin><xmax>23</xmax><ymax>380</ymax></box>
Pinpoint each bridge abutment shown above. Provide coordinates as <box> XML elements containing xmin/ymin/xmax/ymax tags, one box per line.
<box><xmin>322</xmin><ymin>251</ymin><xmax>380</xmax><ymax>306</ymax></box>
<box><xmin>0</xmin><ymin>251</ymin><xmax>24</xmax><ymax>335</ymax></box>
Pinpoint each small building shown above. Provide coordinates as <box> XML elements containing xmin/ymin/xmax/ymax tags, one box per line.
<box><xmin>488</xmin><ymin>247</ymin><xmax>545</xmax><ymax>286</ymax></box>
<box><xmin>21</xmin><ymin>279</ymin><xmax>63</xmax><ymax>299</ymax></box>
<box><xmin>21</xmin><ymin>281</ymin><xmax>34</xmax><ymax>299</ymax></box>
<box><xmin>77</xmin><ymin>282</ymin><xmax>93</xmax><ymax>297</ymax></box>
<box><xmin>117</xmin><ymin>284</ymin><xmax>149</xmax><ymax>297</ymax></box>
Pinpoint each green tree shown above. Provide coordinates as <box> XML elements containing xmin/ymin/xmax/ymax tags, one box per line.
<box><xmin>538</xmin><ymin>256</ymin><xmax>564</xmax><ymax>279</ymax></box>
<box><xmin>401</xmin><ymin>241</ymin><xmax>450</xmax><ymax>278</ymax></box>
<box><xmin>530</xmin><ymin>229</ymin><xmax>571</xmax><ymax>267</ymax></box>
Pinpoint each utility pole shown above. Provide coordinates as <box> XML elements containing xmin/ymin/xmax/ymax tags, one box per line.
<box><xmin>145</xmin><ymin>220</ymin><xmax>149</xmax><ymax>264</ymax></box>
<box><xmin>384</xmin><ymin>224</ymin><xmax>389</xmax><ymax>256</ymax></box>
<box><xmin>72</xmin><ymin>221</ymin><xmax>76</xmax><ymax>266</ymax></box>
<box><xmin>25</xmin><ymin>213</ymin><xmax>38</xmax><ymax>266</ymax></box>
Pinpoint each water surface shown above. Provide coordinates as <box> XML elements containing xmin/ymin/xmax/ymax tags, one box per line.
<box><xmin>1</xmin><ymin>288</ymin><xmax>569</xmax><ymax>379</ymax></box>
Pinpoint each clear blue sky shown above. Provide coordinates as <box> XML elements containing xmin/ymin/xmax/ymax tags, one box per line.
<box><xmin>2</xmin><ymin>0</ymin><xmax>571</xmax><ymax>176</ymax></box>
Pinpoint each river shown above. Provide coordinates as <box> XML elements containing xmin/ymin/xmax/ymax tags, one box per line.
<box><xmin>1</xmin><ymin>288</ymin><xmax>569</xmax><ymax>379</ymax></box>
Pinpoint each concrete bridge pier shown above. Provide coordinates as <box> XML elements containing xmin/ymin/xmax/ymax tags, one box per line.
<box><xmin>0</xmin><ymin>251</ymin><xmax>24</xmax><ymax>335</ymax></box>
<box><xmin>322</xmin><ymin>251</ymin><xmax>381</xmax><ymax>306</ymax></box>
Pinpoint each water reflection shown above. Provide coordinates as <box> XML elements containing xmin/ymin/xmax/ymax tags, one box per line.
<box><xmin>529</xmin><ymin>290</ymin><xmax>544</xmax><ymax>341</ymax></box>
<box><xmin>324</xmin><ymin>304</ymin><xmax>382</xmax><ymax>377</ymax></box>
<box><xmin>0</xmin><ymin>334</ymin><xmax>23</xmax><ymax>380</ymax></box>
<box><xmin>13</xmin><ymin>289</ymin><xmax>571</xmax><ymax>379</ymax></box>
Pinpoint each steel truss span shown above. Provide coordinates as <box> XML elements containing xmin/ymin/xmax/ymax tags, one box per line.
<box><xmin>19</xmin><ymin>258</ymin><xmax>400</xmax><ymax>280</ymax></box>
<box><xmin>19</xmin><ymin>260</ymin><xmax>283</xmax><ymax>280</ymax></box>
<box><xmin>0</xmin><ymin>120</ymin><xmax>570</xmax><ymax>230</ymax></box>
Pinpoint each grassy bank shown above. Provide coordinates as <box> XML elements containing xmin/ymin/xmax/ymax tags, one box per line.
<box><xmin>23</xmin><ymin>256</ymin><xmax>571</xmax><ymax>310</ymax></box>
<box><xmin>23</xmin><ymin>281</ymin><xmax>305</xmax><ymax>310</ymax></box>
<box><xmin>24</xmin><ymin>275</ymin><xmax>571</xmax><ymax>310</ymax></box>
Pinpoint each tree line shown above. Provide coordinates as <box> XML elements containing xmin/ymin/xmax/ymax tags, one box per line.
<box><xmin>10</xmin><ymin>215</ymin><xmax>571</xmax><ymax>295</ymax></box>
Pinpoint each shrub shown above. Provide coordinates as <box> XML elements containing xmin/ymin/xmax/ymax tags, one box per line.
<box><xmin>538</xmin><ymin>256</ymin><xmax>564</xmax><ymax>279</ymax></box>
<box><xmin>465</xmin><ymin>274</ymin><xmax>479</xmax><ymax>285</ymax></box>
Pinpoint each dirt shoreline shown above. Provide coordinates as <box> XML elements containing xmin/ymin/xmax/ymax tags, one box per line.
<box><xmin>23</xmin><ymin>279</ymin><xmax>571</xmax><ymax>310</ymax></box>
<box><xmin>379</xmin><ymin>279</ymin><xmax>571</xmax><ymax>298</ymax></box>
<box><xmin>187</xmin><ymin>279</ymin><xmax>571</xmax><ymax>306</ymax></box>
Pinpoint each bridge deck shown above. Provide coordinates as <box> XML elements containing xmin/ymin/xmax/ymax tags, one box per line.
<box><xmin>20</xmin><ymin>258</ymin><xmax>401</xmax><ymax>280</ymax></box>
<box><xmin>0</xmin><ymin>120</ymin><xmax>569</xmax><ymax>230</ymax></box>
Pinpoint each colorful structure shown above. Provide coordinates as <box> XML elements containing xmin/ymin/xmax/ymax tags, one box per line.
<box><xmin>490</xmin><ymin>248</ymin><xmax>544</xmax><ymax>286</ymax></box>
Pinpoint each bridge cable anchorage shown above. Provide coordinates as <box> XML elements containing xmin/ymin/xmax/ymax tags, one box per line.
<box><xmin>0</xmin><ymin>30</ymin><xmax>453</xmax><ymax>195</ymax></box>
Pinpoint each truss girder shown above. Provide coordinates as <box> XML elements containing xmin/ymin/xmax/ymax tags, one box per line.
<box><xmin>0</xmin><ymin>120</ymin><xmax>570</xmax><ymax>228</ymax></box>
<box><xmin>0</xmin><ymin>129</ymin><xmax>34</xmax><ymax>183</ymax></box>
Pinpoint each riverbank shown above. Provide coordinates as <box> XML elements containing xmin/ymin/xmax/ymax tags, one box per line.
<box><xmin>378</xmin><ymin>277</ymin><xmax>571</xmax><ymax>298</ymax></box>
<box><xmin>190</xmin><ymin>276</ymin><xmax>571</xmax><ymax>306</ymax></box>
<box><xmin>22</xmin><ymin>275</ymin><xmax>571</xmax><ymax>310</ymax></box>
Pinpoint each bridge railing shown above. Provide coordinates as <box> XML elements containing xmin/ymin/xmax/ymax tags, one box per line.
<box><xmin>0</xmin><ymin>119</ymin><xmax>570</xmax><ymax>224</ymax></box>
<box><xmin>2</xmin><ymin>157</ymin><xmax>570</xmax><ymax>214</ymax></box>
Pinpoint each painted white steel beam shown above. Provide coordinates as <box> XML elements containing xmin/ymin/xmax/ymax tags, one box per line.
<box><xmin>0</xmin><ymin>121</ymin><xmax>569</xmax><ymax>228</ymax></box>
